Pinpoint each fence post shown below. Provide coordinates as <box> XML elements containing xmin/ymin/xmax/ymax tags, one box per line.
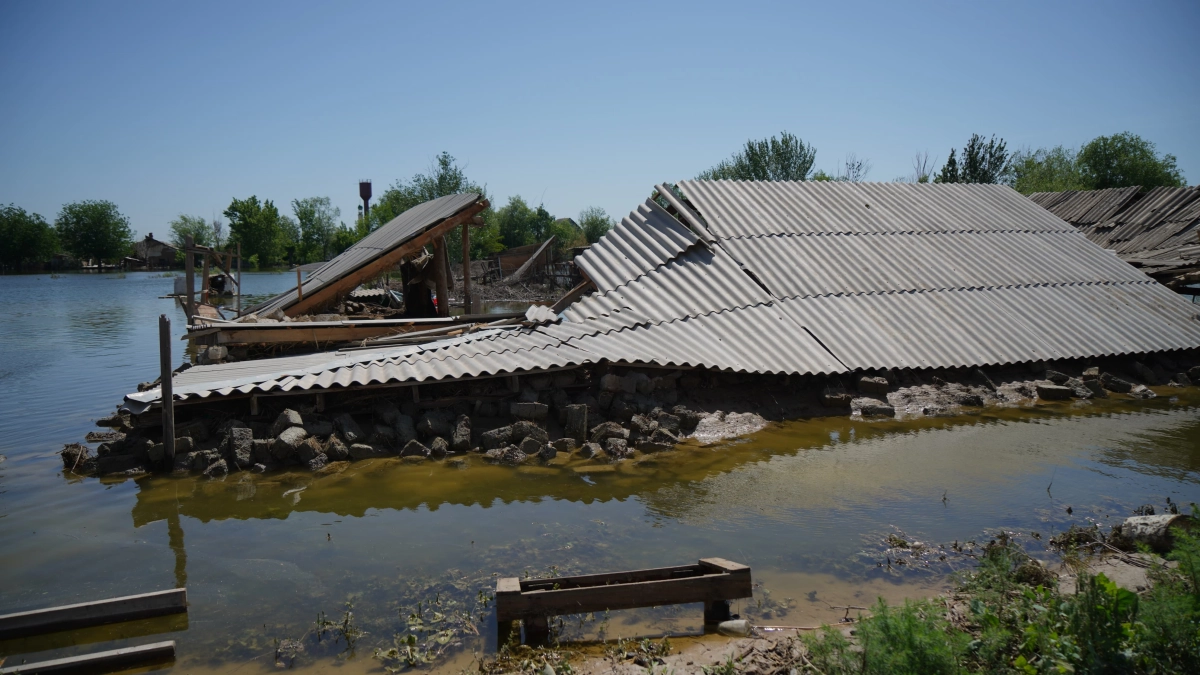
<box><xmin>159</xmin><ymin>314</ymin><xmax>175</xmax><ymax>465</ymax></box>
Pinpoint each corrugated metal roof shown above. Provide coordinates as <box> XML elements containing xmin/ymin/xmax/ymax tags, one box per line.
<box><xmin>573</xmin><ymin>198</ymin><xmax>700</xmax><ymax>292</ymax></box>
<box><xmin>1029</xmin><ymin>187</ymin><xmax>1141</xmax><ymax>224</ymax></box>
<box><xmin>680</xmin><ymin>181</ymin><xmax>1076</xmax><ymax>237</ymax></box>
<box><xmin>128</xmin><ymin>181</ymin><xmax>1200</xmax><ymax>410</ymax></box>
<box><xmin>246</xmin><ymin>193</ymin><xmax>482</xmax><ymax>316</ymax></box>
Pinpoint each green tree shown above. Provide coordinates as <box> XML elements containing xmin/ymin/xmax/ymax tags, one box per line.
<box><xmin>698</xmin><ymin>130</ymin><xmax>817</xmax><ymax>181</ymax></box>
<box><xmin>1078</xmin><ymin>132</ymin><xmax>1185</xmax><ymax>189</ymax></box>
<box><xmin>55</xmin><ymin>200</ymin><xmax>133</xmax><ymax>262</ymax></box>
<box><xmin>0</xmin><ymin>204</ymin><xmax>58</xmax><ymax>270</ymax></box>
<box><xmin>578</xmin><ymin>206</ymin><xmax>613</xmax><ymax>244</ymax></box>
<box><xmin>168</xmin><ymin>214</ymin><xmax>212</xmax><ymax>249</ymax></box>
<box><xmin>224</xmin><ymin>196</ymin><xmax>284</xmax><ymax>266</ymax></box>
<box><xmin>1009</xmin><ymin>145</ymin><xmax>1090</xmax><ymax>194</ymax></box>
<box><xmin>494</xmin><ymin>196</ymin><xmax>554</xmax><ymax>249</ymax></box>
<box><xmin>292</xmin><ymin>197</ymin><xmax>340</xmax><ymax>263</ymax></box>
<box><xmin>936</xmin><ymin>134</ymin><xmax>1009</xmax><ymax>184</ymax></box>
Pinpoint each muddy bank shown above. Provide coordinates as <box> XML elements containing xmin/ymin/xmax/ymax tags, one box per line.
<box><xmin>63</xmin><ymin>351</ymin><xmax>1200</xmax><ymax>480</ymax></box>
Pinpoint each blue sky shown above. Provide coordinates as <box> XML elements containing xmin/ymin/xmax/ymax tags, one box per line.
<box><xmin>2</xmin><ymin>0</ymin><xmax>1197</xmax><ymax>239</ymax></box>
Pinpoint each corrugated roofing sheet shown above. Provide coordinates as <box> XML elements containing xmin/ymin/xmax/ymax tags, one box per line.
<box><xmin>1029</xmin><ymin>187</ymin><xmax>1141</xmax><ymax>224</ymax></box>
<box><xmin>573</xmin><ymin>198</ymin><xmax>700</xmax><ymax>292</ymax></box>
<box><xmin>246</xmin><ymin>193</ymin><xmax>482</xmax><ymax>316</ymax></box>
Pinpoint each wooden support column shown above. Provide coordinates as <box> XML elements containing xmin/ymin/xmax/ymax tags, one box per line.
<box><xmin>200</xmin><ymin>252</ymin><xmax>211</xmax><ymax>305</ymax></box>
<box><xmin>461</xmin><ymin>223</ymin><xmax>472</xmax><ymax>313</ymax></box>
<box><xmin>159</xmin><ymin>315</ymin><xmax>175</xmax><ymax>466</ymax></box>
<box><xmin>296</xmin><ymin>267</ymin><xmax>304</xmax><ymax>301</ymax></box>
<box><xmin>235</xmin><ymin>243</ymin><xmax>242</xmax><ymax>316</ymax></box>
<box><xmin>184</xmin><ymin>236</ymin><xmax>195</xmax><ymax>321</ymax></box>
<box><xmin>432</xmin><ymin>237</ymin><xmax>450</xmax><ymax>317</ymax></box>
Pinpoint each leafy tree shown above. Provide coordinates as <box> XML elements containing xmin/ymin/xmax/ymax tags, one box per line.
<box><xmin>224</xmin><ymin>196</ymin><xmax>284</xmax><ymax>266</ymax></box>
<box><xmin>578</xmin><ymin>206</ymin><xmax>613</xmax><ymax>244</ymax></box>
<box><xmin>55</xmin><ymin>200</ymin><xmax>133</xmax><ymax>262</ymax></box>
<box><xmin>1078</xmin><ymin>132</ymin><xmax>1185</xmax><ymax>189</ymax></box>
<box><xmin>810</xmin><ymin>169</ymin><xmax>835</xmax><ymax>182</ymax></box>
<box><xmin>839</xmin><ymin>153</ymin><xmax>872</xmax><ymax>182</ymax></box>
<box><xmin>936</xmin><ymin>134</ymin><xmax>1009</xmax><ymax>184</ymax></box>
<box><xmin>494</xmin><ymin>196</ymin><xmax>554</xmax><ymax>249</ymax></box>
<box><xmin>292</xmin><ymin>197</ymin><xmax>340</xmax><ymax>263</ymax></box>
<box><xmin>0</xmin><ymin>204</ymin><xmax>58</xmax><ymax>270</ymax></box>
<box><xmin>1009</xmin><ymin>145</ymin><xmax>1090</xmax><ymax>194</ymax></box>
<box><xmin>698</xmin><ymin>130</ymin><xmax>817</xmax><ymax>181</ymax></box>
<box><xmin>330</xmin><ymin>220</ymin><xmax>368</xmax><ymax>257</ymax></box>
<box><xmin>278</xmin><ymin>215</ymin><xmax>300</xmax><ymax>264</ymax></box>
<box><xmin>169</xmin><ymin>214</ymin><xmax>213</xmax><ymax>249</ymax></box>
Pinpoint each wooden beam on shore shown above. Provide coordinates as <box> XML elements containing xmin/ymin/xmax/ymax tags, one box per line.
<box><xmin>284</xmin><ymin>200</ymin><xmax>488</xmax><ymax>317</ymax></box>
<box><xmin>0</xmin><ymin>641</ymin><xmax>175</xmax><ymax>674</ymax></box>
<box><xmin>0</xmin><ymin>589</ymin><xmax>187</xmax><ymax>640</ymax></box>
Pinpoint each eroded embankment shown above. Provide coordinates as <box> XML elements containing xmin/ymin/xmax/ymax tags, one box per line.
<box><xmin>62</xmin><ymin>350</ymin><xmax>1200</xmax><ymax>481</ymax></box>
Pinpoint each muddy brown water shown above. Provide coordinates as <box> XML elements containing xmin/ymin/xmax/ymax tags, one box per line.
<box><xmin>2</xmin><ymin>272</ymin><xmax>1199</xmax><ymax>673</ymax></box>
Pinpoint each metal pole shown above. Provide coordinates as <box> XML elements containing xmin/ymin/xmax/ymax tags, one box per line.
<box><xmin>236</xmin><ymin>243</ymin><xmax>242</xmax><ymax>316</ymax></box>
<box><xmin>184</xmin><ymin>236</ymin><xmax>195</xmax><ymax>321</ymax></box>
<box><xmin>159</xmin><ymin>314</ymin><xmax>175</xmax><ymax>466</ymax></box>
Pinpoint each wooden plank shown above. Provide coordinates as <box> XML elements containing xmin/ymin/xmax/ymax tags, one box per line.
<box><xmin>549</xmin><ymin>279</ymin><xmax>594</xmax><ymax>313</ymax></box>
<box><xmin>698</xmin><ymin>558</ymin><xmax>750</xmax><ymax>574</ymax></box>
<box><xmin>285</xmin><ymin>201</ymin><xmax>487</xmax><ymax>317</ymax></box>
<box><xmin>433</xmin><ymin>236</ymin><xmax>450</xmax><ymax>317</ymax></box>
<box><xmin>0</xmin><ymin>589</ymin><xmax>187</xmax><ymax>640</ymax></box>
<box><xmin>461</xmin><ymin>222</ymin><xmax>472</xmax><ymax>312</ymax></box>
<box><xmin>0</xmin><ymin>640</ymin><xmax>175</xmax><ymax>674</ymax></box>
<box><xmin>519</xmin><ymin>564</ymin><xmax>701</xmax><ymax>592</ymax></box>
<box><xmin>496</xmin><ymin>572</ymin><xmax>751</xmax><ymax>621</ymax></box>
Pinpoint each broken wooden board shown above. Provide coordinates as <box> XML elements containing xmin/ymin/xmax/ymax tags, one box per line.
<box><xmin>0</xmin><ymin>640</ymin><xmax>175</xmax><ymax>674</ymax></box>
<box><xmin>0</xmin><ymin>589</ymin><xmax>187</xmax><ymax>640</ymax></box>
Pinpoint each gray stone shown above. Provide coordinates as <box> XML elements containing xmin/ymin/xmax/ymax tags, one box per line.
<box><xmin>230</xmin><ymin>427</ymin><xmax>253</xmax><ymax>467</ymax></box>
<box><xmin>429</xmin><ymin>437</ymin><xmax>449</xmax><ymax>459</ymax></box>
<box><xmin>400</xmin><ymin>440</ymin><xmax>431</xmax><ymax>458</ymax></box>
<box><xmin>297</xmin><ymin>437</ymin><xmax>323</xmax><ymax>463</ymax></box>
<box><xmin>1133</xmin><ymin>362</ymin><xmax>1159</xmax><ymax>385</ymax></box>
<box><xmin>394</xmin><ymin>414</ymin><xmax>418</xmax><ymax>445</ymax></box>
<box><xmin>650</xmin><ymin>428</ymin><xmax>678</xmax><ymax>445</ymax></box>
<box><xmin>349</xmin><ymin>443</ymin><xmax>389</xmax><ymax>459</ymax></box>
<box><xmin>451</xmin><ymin>414</ymin><xmax>472</xmax><ymax>452</ymax></box>
<box><xmin>203</xmin><ymin>459</ymin><xmax>229</xmax><ymax>478</ymax></box>
<box><xmin>481</xmin><ymin>426</ymin><xmax>513</xmax><ymax>450</ymax></box>
<box><xmin>371</xmin><ymin>424</ymin><xmax>397</xmax><ymax>446</ymax></box>
<box><xmin>630</xmin><ymin>414</ymin><xmax>658</xmax><ymax>437</ymax></box>
<box><xmin>551</xmin><ymin>438</ymin><xmax>576</xmax><ymax>454</ymax></box>
<box><xmin>519</xmin><ymin>437</ymin><xmax>543</xmax><ymax>458</ymax></box>
<box><xmin>484</xmin><ymin>444</ymin><xmax>527</xmax><ymax>465</ymax></box>
<box><xmin>207</xmin><ymin>345</ymin><xmax>228</xmax><ymax>362</ymax></box>
<box><xmin>1100</xmin><ymin>372</ymin><xmax>1133</xmax><ymax>393</ymax></box>
<box><xmin>1172</xmin><ymin>372</ymin><xmax>1192</xmax><ymax>387</ymax></box>
<box><xmin>1082</xmin><ymin>366</ymin><xmax>1100</xmax><ymax>380</ymax></box>
<box><xmin>853</xmin><ymin>398</ymin><xmax>895</xmax><ymax>417</ymax></box>
<box><xmin>671</xmin><ymin>406</ymin><xmax>703</xmax><ymax>432</ymax></box>
<box><xmin>251</xmin><ymin>439</ymin><xmax>273</xmax><ymax>464</ymax></box>
<box><xmin>323</xmin><ymin>434</ymin><xmax>350</xmax><ymax>461</ymax></box>
<box><xmin>1065</xmin><ymin>378</ymin><xmax>1093</xmax><ymax>400</ymax></box>
<box><xmin>656</xmin><ymin>412</ymin><xmax>681</xmax><ymax>435</ymax></box>
<box><xmin>622</xmin><ymin>372</ymin><xmax>650</xmax><ymax>394</ymax></box>
<box><xmin>148</xmin><ymin>442</ymin><xmax>165</xmax><ymax>463</ymax></box>
<box><xmin>1189</xmin><ymin>365</ymin><xmax>1200</xmax><ymax>382</ymax></box>
<box><xmin>608</xmin><ymin>397</ymin><xmax>635</xmax><ymax>422</ymax></box>
<box><xmin>857</xmin><ymin>375</ymin><xmax>889</xmax><ymax>395</ymax></box>
<box><xmin>1036</xmin><ymin>383</ymin><xmax>1074</xmax><ymax>401</ymax></box>
<box><xmin>304</xmin><ymin>420</ymin><xmax>334</xmax><ymax>438</ymax></box>
<box><xmin>335</xmin><ymin>413</ymin><xmax>365</xmax><ymax>443</ymax></box>
<box><xmin>307</xmin><ymin>453</ymin><xmax>328</xmax><ymax>472</ymax></box>
<box><xmin>272</xmin><ymin>409</ymin><xmax>304</xmax><ymax>437</ymax></box>
<box><xmin>579</xmin><ymin>442</ymin><xmax>602</xmax><ymax>459</ymax></box>
<box><xmin>1129</xmin><ymin>384</ymin><xmax>1157</xmax><ymax>400</ymax></box>
<box><xmin>511</xmin><ymin>420</ymin><xmax>548</xmax><ymax>444</ymax></box>
<box><xmin>1082</xmin><ymin>379</ymin><xmax>1108</xmax><ymax>398</ymax></box>
<box><xmin>599</xmin><ymin>374</ymin><xmax>623</xmax><ymax>392</ymax></box>
<box><xmin>604</xmin><ymin>437</ymin><xmax>631</xmax><ymax>459</ymax></box>
<box><xmin>1045</xmin><ymin>370</ymin><xmax>1069</xmax><ymax>385</ymax></box>
<box><xmin>597</xmin><ymin>390</ymin><xmax>614</xmax><ymax>410</ymax></box>
<box><xmin>272</xmin><ymin>426</ymin><xmax>309</xmax><ymax>459</ymax></box>
<box><xmin>589</xmin><ymin>421</ymin><xmax>629</xmax><ymax>444</ymax></box>
<box><xmin>539</xmin><ymin>443</ymin><xmax>557</xmax><ymax>461</ymax></box>
<box><xmin>417</xmin><ymin>409</ymin><xmax>455</xmax><ymax>438</ymax></box>
<box><xmin>565</xmin><ymin>404</ymin><xmax>588</xmax><ymax>444</ymax></box>
<box><xmin>510</xmin><ymin>401</ymin><xmax>549</xmax><ymax>421</ymax></box>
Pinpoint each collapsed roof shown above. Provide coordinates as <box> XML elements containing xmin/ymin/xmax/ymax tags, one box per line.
<box><xmin>127</xmin><ymin>181</ymin><xmax>1200</xmax><ymax>411</ymax></box>
<box><xmin>1029</xmin><ymin>186</ymin><xmax>1200</xmax><ymax>283</ymax></box>
<box><xmin>245</xmin><ymin>193</ymin><xmax>488</xmax><ymax>318</ymax></box>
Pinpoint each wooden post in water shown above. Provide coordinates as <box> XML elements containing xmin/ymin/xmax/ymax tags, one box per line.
<box><xmin>461</xmin><ymin>223</ymin><xmax>472</xmax><ymax>313</ymax></box>
<box><xmin>432</xmin><ymin>237</ymin><xmax>450</xmax><ymax>317</ymax></box>
<box><xmin>236</xmin><ymin>242</ymin><xmax>242</xmax><ymax>316</ymax></box>
<box><xmin>159</xmin><ymin>314</ymin><xmax>175</xmax><ymax>465</ymax></box>
<box><xmin>184</xmin><ymin>236</ymin><xmax>195</xmax><ymax>321</ymax></box>
<box><xmin>200</xmin><ymin>250</ymin><xmax>211</xmax><ymax>305</ymax></box>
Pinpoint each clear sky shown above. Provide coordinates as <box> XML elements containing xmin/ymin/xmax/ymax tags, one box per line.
<box><xmin>2</xmin><ymin>0</ymin><xmax>1197</xmax><ymax>239</ymax></box>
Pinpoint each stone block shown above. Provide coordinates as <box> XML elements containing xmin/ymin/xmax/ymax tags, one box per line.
<box><xmin>1036</xmin><ymin>383</ymin><xmax>1074</xmax><ymax>400</ymax></box>
<box><xmin>510</xmin><ymin>401</ymin><xmax>549</xmax><ymax>420</ymax></box>
<box><xmin>482</xmin><ymin>425</ymin><xmax>513</xmax><ymax>450</ymax></box>
<box><xmin>599</xmin><ymin>374</ymin><xmax>623</xmax><ymax>392</ymax></box>
<box><xmin>272</xmin><ymin>426</ymin><xmax>309</xmax><ymax>459</ymax></box>
<box><xmin>272</xmin><ymin>409</ymin><xmax>304</xmax><ymax>437</ymax></box>
<box><xmin>430</xmin><ymin>437</ymin><xmax>449</xmax><ymax>459</ymax></box>
<box><xmin>334</xmin><ymin>413</ymin><xmax>365</xmax><ymax>443</ymax></box>
<box><xmin>857</xmin><ymin>375</ymin><xmax>889</xmax><ymax>395</ymax></box>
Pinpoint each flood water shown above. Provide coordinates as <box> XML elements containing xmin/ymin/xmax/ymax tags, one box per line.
<box><xmin>1</xmin><ymin>271</ymin><xmax>1199</xmax><ymax>673</ymax></box>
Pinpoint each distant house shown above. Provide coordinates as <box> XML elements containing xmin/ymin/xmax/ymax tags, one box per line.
<box><xmin>135</xmin><ymin>234</ymin><xmax>178</xmax><ymax>268</ymax></box>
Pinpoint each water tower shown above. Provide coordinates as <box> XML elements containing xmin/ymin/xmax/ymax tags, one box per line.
<box><xmin>359</xmin><ymin>180</ymin><xmax>372</xmax><ymax>220</ymax></box>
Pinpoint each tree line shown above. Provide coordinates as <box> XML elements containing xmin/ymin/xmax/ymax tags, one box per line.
<box><xmin>701</xmin><ymin>130</ymin><xmax>1186</xmax><ymax>193</ymax></box>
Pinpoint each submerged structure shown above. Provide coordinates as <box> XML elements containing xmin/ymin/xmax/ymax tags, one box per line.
<box><xmin>1029</xmin><ymin>186</ymin><xmax>1200</xmax><ymax>289</ymax></box>
<box><xmin>129</xmin><ymin>181</ymin><xmax>1200</xmax><ymax>415</ymax></box>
